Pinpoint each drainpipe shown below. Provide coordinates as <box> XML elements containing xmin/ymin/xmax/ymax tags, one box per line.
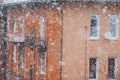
<box><xmin>85</xmin><ymin>26</ymin><xmax>87</xmax><ymax>80</ymax></box>
<box><xmin>59</xmin><ymin>5</ymin><xmax>63</xmax><ymax>80</ymax></box>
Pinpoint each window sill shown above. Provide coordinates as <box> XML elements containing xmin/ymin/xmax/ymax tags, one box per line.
<box><xmin>108</xmin><ymin>79</ymin><xmax>115</xmax><ymax>80</ymax></box>
<box><xmin>105</xmin><ymin>37</ymin><xmax>118</xmax><ymax>41</ymax></box>
<box><xmin>40</xmin><ymin>71</ymin><xmax>45</xmax><ymax>75</ymax></box>
<box><xmin>89</xmin><ymin>37</ymin><xmax>99</xmax><ymax>40</ymax></box>
<box><xmin>89</xmin><ymin>79</ymin><xmax>97</xmax><ymax>80</ymax></box>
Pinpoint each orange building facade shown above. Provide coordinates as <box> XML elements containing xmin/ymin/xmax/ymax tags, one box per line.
<box><xmin>0</xmin><ymin>1</ymin><xmax>120</xmax><ymax>80</ymax></box>
<box><xmin>62</xmin><ymin>4</ymin><xmax>120</xmax><ymax>80</ymax></box>
<box><xmin>0</xmin><ymin>2</ymin><xmax>61</xmax><ymax>80</ymax></box>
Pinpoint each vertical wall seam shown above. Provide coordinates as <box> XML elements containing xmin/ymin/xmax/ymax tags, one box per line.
<box><xmin>85</xmin><ymin>26</ymin><xmax>87</xmax><ymax>80</ymax></box>
<box><xmin>60</xmin><ymin>5</ymin><xmax>63</xmax><ymax>80</ymax></box>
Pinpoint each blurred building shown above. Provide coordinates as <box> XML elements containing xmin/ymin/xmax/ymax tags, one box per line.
<box><xmin>0</xmin><ymin>0</ymin><xmax>120</xmax><ymax>80</ymax></box>
<box><xmin>0</xmin><ymin>0</ymin><xmax>61</xmax><ymax>80</ymax></box>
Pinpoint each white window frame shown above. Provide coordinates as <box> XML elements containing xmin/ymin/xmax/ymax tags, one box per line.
<box><xmin>89</xmin><ymin>14</ymin><xmax>100</xmax><ymax>40</ymax></box>
<box><xmin>88</xmin><ymin>58</ymin><xmax>98</xmax><ymax>80</ymax></box>
<box><xmin>13</xmin><ymin>16</ymin><xmax>17</xmax><ymax>33</ymax></box>
<box><xmin>21</xmin><ymin>16</ymin><xmax>24</xmax><ymax>37</ymax></box>
<box><xmin>107</xmin><ymin>58</ymin><xmax>117</xmax><ymax>80</ymax></box>
<box><xmin>108</xmin><ymin>15</ymin><xmax>119</xmax><ymax>40</ymax></box>
<box><xmin>40</xmin><ymin>53</ymin><xmax>46</xmax><ymax>75</ymax></box>
<box><xmin>40</xmin><ymin>14</ymin><xmax>45</xmax><ymax>40</ymax></box>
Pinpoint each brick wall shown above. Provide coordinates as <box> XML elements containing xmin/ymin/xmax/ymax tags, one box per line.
<box><xmin>6</xmin><ymin>7</ymin><xmax>61</xmax><ymax>80</ymax></box>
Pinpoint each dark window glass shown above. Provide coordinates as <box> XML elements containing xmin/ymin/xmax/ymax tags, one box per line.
<box><xmin>108</xmin><ymin>58</ymin><xmax>115</xmax><ymax>79</ymax></box>
<box><xmin>89</xmin><ymin>58</ymin><xmax>97</xmax><ymax>79</ymax></box>
<box><xmin>90</xmin><ymin>15</ymin><xmax>98</xmax><ymax>37</ymax></box>
<box><xmin>19</xmin><ymin>43</ymin><xmax>25</xmax><ymax>68</ymax></box>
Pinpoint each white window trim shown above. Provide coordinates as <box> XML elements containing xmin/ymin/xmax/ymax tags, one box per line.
<box><xmin>108</xmin><ymin>15</ymin><xmax>119</xmax><ymax>40</ymax></box>
<box><xmin>40</xmin><ymin>57</ymin><xmax>45</xmax><ymax>74</ymax></box>
<box><xmin>21</xmin><ymin>16</ymin><xmax>24</xmax><ymax>37</ymax></box>
<box><xmin>40</xmin><ymin>14</ymin><xmax>45</xmax><ymax>40</ymax></box>
<box><xmin>13</xmin><ymin>16</ymin><xmax>17</xmax><ymax>33</ymax></box>
<box><xmin>40</xmin><ymin>53</ymin><xmax>46</xmax><ymax>75</ymax></box>
<box><xmin>89</xmin><ymin>14</ymin><xmax>100</xmax><ymax>40</ymax></box>
<box><xmin>20</xmin><ymin>54</ymin><xmax>25</xmax><ymax>69</ymax></box>
<box><xmin>107</xmin><ymin>58</ymin><xmax>117</xmax><ymax>80</ymax></box>
<box><xmin>88</xmin><ymin>58</ymin><xmax>98</xmax><ymax>80</ymax></box>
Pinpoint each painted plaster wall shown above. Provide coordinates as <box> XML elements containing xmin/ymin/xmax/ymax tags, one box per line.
<box><xmin>62</xmin><ymin>5</ymin><xmax>120</xmax><ymax>80</ymax></box>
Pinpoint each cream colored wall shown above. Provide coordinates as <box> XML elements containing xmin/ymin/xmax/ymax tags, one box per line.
<box><xmin>62</xmin><ymin>6</ymin><xmax>120</xmax><ymax>80</ymax></box>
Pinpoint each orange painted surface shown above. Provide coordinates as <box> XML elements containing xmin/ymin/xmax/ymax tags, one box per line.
<box><xmin>62</xmin><ymin>5</ymin><xmax>120</xmax><ymax>80</ymax></box>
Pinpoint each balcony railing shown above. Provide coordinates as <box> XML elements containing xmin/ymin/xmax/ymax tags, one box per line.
<box><xmin>7</xmin><ymin>28</ymin><xmax>47</xmax><ymax>53</ymax></box>
<box><xmin>8</xmin><ymin>34</ymin><xmax>25</xmax><ymax>42</ymax></box>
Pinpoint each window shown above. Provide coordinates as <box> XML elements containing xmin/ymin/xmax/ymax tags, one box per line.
<box><xmin>108</xmin><ymin>58</ymin><xmax>116</xmax><ymax>79</ymax></box>
<box><xmin>40</xmin><ymin>53</ymin><xmax>46</xmax><ymax>74</ymax></box>
<box><xmin>21</xmin><ymin>16</ymin><xmax>24</xmax><ymax>37</ymax></box>
<box><xmin>13</xmin><ymin>45</ymin><xmax>17</xmax><ymax>63</ymax></box>
<box><xmin>90</xmin><ymin>14</ymin><xmax>100</xmax><ymax>40</ymax></box>
<box><xmin>89</xmin><ymin>58</ymin><xmax>98</xmax><ymax>80</ymax></box>
<box><xmin>109</xmin><ymin>15</ymin><xmax>118</xmax><ymax>39</ymax></box>
<box><xmin>19</xmin><ymin>43</ymin><xmax>25</xmax><ymax>68</ymax></box>
<box><xmin>40</xmin><ymin>14</ymin><xmax>45</xmax><ymax>40</ymax></box>
<box><xmin>13</xmin><ymin>16</ymin><xmax>17</xmax><ymax>33</ymax></box>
